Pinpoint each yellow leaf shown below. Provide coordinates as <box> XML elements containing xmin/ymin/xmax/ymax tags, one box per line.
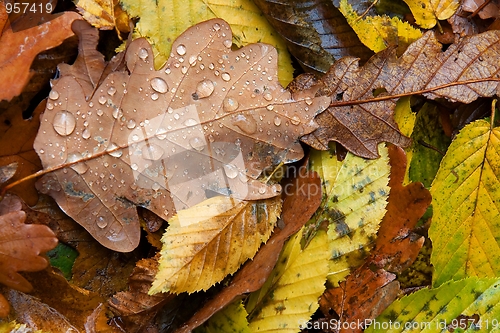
<box><xmin>76</xmin><ymin>0</ymin><xmax>130</xmax><ymax>33</ymax></box>
<box><xmin>403</xmin><ymin>0</ymin><xmax>460</xmax><ymax>29</ymax></box>
<box><xmin>119</xmin><ymin>0</ymin><xmax>294</xmax><ymax>87</ymax></box>
<box><xmin>393</xmin><ymin>96</ymin><xmax>416</xmax><ymax>185</ymax></box>
<box><xmin>246</xmin><ymin>228</ymin><xmax>329</xmax><ymax>332</ymax></box>
<box><xmin>309</xmin><ymin>143</ymin><xmax>390</xmax><ymax>286</ymax></box>
<box><xmin>150</xmin><ymin>196</ymin><xmax>281</xmax><ymax>294</ymax></box>
<box><xmin>195</xmin><ymin>300</ymin><xmax>251</xmax><ymax>333</ymax></box>
<box><xmin>430</xmin><ymin>119</ymin><xmax>500</xmax><ymax>287</ymax></box>
<box><xmin>339</xmin><ymin>0</ymin><xmax>422</xmax><ymax>53</ymax></box>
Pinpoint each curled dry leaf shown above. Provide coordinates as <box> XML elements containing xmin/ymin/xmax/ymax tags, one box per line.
<box><xmin>0</xmin><ymin>1</ymin><xmax>81</xmax><ymax>101</ymax></box>
<box><xmin>33</xmin><ymin>19</ymin><xmax>330</xmax><ymax>252</ymax></box>
<box><xmin>302</xmin><ymin>30</ymin><xmax>500</xmax><ymax>158</ymax></box>
<box><xmin>0</xmin><ymin>195</ymin><xmax>58</xmax><ymax>293</ymax></box>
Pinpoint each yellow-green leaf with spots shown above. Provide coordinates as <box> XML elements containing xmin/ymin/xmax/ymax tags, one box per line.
<box><xmin>150</xmin><ymin>196</ymin><xmax>281</xmax><ymax>294</ymax></box>
<box><xmin>366</xmin><ymin>277</ymin><xmax>500</xmax><ymax>333</ymax></box>
<box><xmin>339</xmin><ymin>0</ymin><xmax>422</xmax><ymax>53</ymax></box>
<box><xmin>194</xmin><ymin>300</ymin><xmax>250</xmax><ymax>333</ymax></box>
<box><xmin>430</xmin><ymin>119</ymin><xmax>500</xmax><ymax>287</ymax></box>
<box><xmin>308</xmin><ymin>143</ymin><xmax>390</xmax><ymax>286</ymax></box>
<box><xmin>246</xmin><ymin>228</ymin><xmax>329</xmax><ymax>332</ymax></box>
<box><xmin>403</xmin><ymin>0</ymin><xmax>460</xmax><ymax>29</ymax></box>
<box><xmin>119</xmin><ymin>0</ymin><xmax>294</xmax><ymax>86</ymax></box>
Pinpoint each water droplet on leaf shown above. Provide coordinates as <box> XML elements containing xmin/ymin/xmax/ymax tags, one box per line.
<box><xmin>142</xmin><ymin>144</ymin><xmax>164</xmax><ymax>160</ymax></box>
<box><xmin>97</xmin><ymin>216</ymin><xmax>107</xmax><ymax>228</ymax></box>
<box><xmin>107</xmin><ymin>86</ymin><xmax>117</xmax><ymax>96</ymax></box>
<box><xmin>176</xmin><ymin>44</ymin><xmax>187</xmax><ymax>56</ymax></box>
<box><xmin>189</xmin><ymin>137</ymin><xmax>205</xmax><ymax>151</ymax></box>
<box><xmin>53</xmin><ymin>111</ymin><xmax>76</xmax><ymax>136</ymax></box>
<box><xmin>98</xmin><ymin>96</ymin><xmax>106</xmax><ymax>105</ymax></box>
<box><xmin>221</xmin><ymin>72</ymin><xmax>231</xmax><ymax>81</ymax></box>
<box><xmin>223</xmin><ymin>164</ymin><xmax>238</xmax><ymax>179</ymax></box>
<box><xmin>138</xmin><ymin>48</ymin><xmax>149</xmax><ymax>60</ymax></box>
<box><xmin>223</xmin><ymin>97</ymin><xmax>239</xmax><ymax>112</ymax></box>
<box><xmin>49</xmin><ymin>90</ymin><xmax>59</xmax><ymax>100</ymax></box>
<box><xmin>274</xmin><ymin>116</ymin><xmax>281</xmax><ymax>126</ymax></box>
<box><xmin>150</xmin><ymin>77</ymin><xmax>169</xmax><ymax>93</ymax></box>
<box><xmin>195</xmin><ymin>79</ymin><xmax>215</xmax><ymax>98</ymax></box>
<box><xmin>233</xmin><ymin>114</ymin><xmax>257</xmax><ymax>134</ymax></box>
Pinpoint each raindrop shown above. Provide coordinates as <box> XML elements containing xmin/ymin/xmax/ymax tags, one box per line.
<box><xmin>131</xmin><ymin>163</ymin><xmax>139</xmax><ymax>171</ymax></box>
<box><xmin>273</xmin><ymin>116</ymin><xmax>281</xmax><ymax>126</ymax></box>
<box><xmin>152</xmin><ymin>182</ymin><xmax>161</xmax><ymax>191</ymax></box>
<box><xmin>52</xmin><ymin>111</ymin><xmax>76</xmax><ymax>136</ymax></box>
<box><xmin>151</xmin><ymin>93</ymin><xmax>159</xmax><ymax>101</ymax></box>
<box><xmin>107</xmin><ymin>86</ymin><xmax>117</xmax><ymax>96</ymax></box>
<box><xmin>82</xmin><ymin>129</ymin><xmax>91</xmax><ymax>139</ymax></box>
<box><xmin>132</xmin><ymin>134</ymin><xmax>139</xmax><ymax>141</ymax></box>
<box><xmin>97</xmin><ymin>109</ymin><xmax>104</xmax><ymax>116</ymax></box>
<box><xmin>189</xmin><ymin>137</ymin><xmax>205</xmax><ymax>151</ymax></box>
<box><xmin>156</xmin><ymin>127</ymin><xmax>168</xmax><ymax>140</ymax></box>
<box><xmin>107</xmin><ymin>143</ymin><xmax>123</xmax><ymax>158</ymax></box>
<box><xmin>195</xmin><ymin>79</ymin><xmax>215</xmax><ymax>98</ymax></box>
<box><xmin>258</xmin><ymin>185</ymin><xmax>267</xmax><ymax>194</ymax></box>
<box><xmin>181</xmin><ymin>66</ymin><xmax>188</xmax><ymax>74</ymax></box>
<box><xmin>189</xmin><ymin>55</ymin><xmax>197</xmax><ymax>66</ymax></box>
<box><xmin>184</xmin><ymin>118</ymin><xmax>198</xmax><ymax>127</ymax></box>
<box><xmin>127</xmin><ymin>119</ymin><xmax>136</xmax><ymax>129</ymax></box>
<box><xmin>48</xmin><ymin>90</ymin><xmax>59</xmax><ymax>100</ymax></box>
<box><xmin>291</xmin><ymin>116</ymin><xmax>301</xmax><ymax>125</ymax></box>
<box><xmin>263</xmin><ymin>92</ymin><xmax>273</xmax><ymax>101</ymax></box>
<box><xmin>223</xmin><ymin>39</ymin><xmax>232</xmax><ymax>48</ymax></box>
<box><xmin>97</xmin><ymin>216</ymin><xmax>107</xmax><ymax>228</ymax></box>
<box><xmin>89</xmin><ymin>101</ymin><xmax>94</xmax><ymax>108</ymax></box>
<box><xmin>223</xmin><ymin>97</ymin><xmax>239</xmax><ymax>112</ymax></box>
<box><xmin>142</xmin><ymin>144</ymin><xmax>164</xmax><ymax>160</ymax></box>
<box><xmin>223</xmin><ymin>164</ymin><xmax>238</xmax><ymax>179</ymax></box>
<box><xmin>150</xmin><ymin>77</ymin><xmax>169</xmax><ymax>93</ymax></box>
<box><xmin>221</xmin><ymin>72</ymin><xmax>231</xmax><ymax>81</ymax></box>
<box><xmin>46</xmin><ymin>102</ymin><xmax>54</xmax><ymax>110</ymax></box>
<box><xmin>213</xmin><ymin>23</ymin><xmax>221</xmax><ymax>31</ymax></box>
<box><xmin>173</xmin><ymin>113</ymin><xmax>180</xmax><ymax>120</ymax></box>
<box><xmin>138</xmin><ymin>48</ymin><xmax>149</xmax><ymax>60</ymax></box>
<box><xmin>98</xmin><ymin>96</ymin><xmax>107</xmax><ymax>104</ymax></box>
<box><xmin>176</xmin><ymin>44</ymin><xmax>187</xmax><ymax>56</ymax></box>
<box><xmin>305</xmin><ymin>97</ymin><xmax>313</xmax><ymax>105</ymax></box>
<box><xmin>112</xmin><ymin>108</ymin><xmax>123</xmax><ymax>119</ymax></box>
<box><xmin>232</xmin><ymin>114</ymin><xmax>257</xmax><ymax>134</ymax></box>
<box><xmin>266</xmin><ymin>105</ymin><xmax>274</xmax><ymax>111</ymax></box>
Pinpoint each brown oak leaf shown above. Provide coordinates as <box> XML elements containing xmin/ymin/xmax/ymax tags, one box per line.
<box><xmin>33</xmin><ymin>19</ymin><xmax>330</xmax><ymax>252</ymax></box>
<box><xmin>0</xmin><ymin>1</ymin><xmax>81</xmax><ymax>101</ymax></box>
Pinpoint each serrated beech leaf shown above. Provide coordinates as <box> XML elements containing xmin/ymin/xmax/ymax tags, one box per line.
<box><xmin>33</xmin><ymin>19</ymin><xmax>329</xmax><ymax>252</ymax></box>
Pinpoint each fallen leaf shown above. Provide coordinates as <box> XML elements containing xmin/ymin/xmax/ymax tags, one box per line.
<box><xmin>246</xmin><ymin>228</ymin><xmax>329</xmax><ymax>332</ymax></box>
<box><xmin>0</xmin><ymin>162</ymin><xmax>17</xmax><ymax>185</ymax></box>
<box><xmin>176</xmin><ymin>169</ymin><xmax>322</xmax><ymax>332</ymax></box>
<box><xmin>0</xmin><ymin>100</ymin><xmax>44</xmax><ymax>205</ymax></box>
<box><xmin>252</xmin><ymin>0</ymin><xmax>373</xmax><ymax>74</ymax></box>
<box><xmin>76</xmin><ymin>0</ymin><xmax>130</xmax><ymax>33</ymax></box>
<box><xmin>403</xmin><ymin>0</ymin><xmax>460</xmax><ymax>29</ymax></box>
<box><xmin>308</xmin><ymin>143</ymin><xmax>390</xmax><ymax>286</ymax></box>
<box><xmin>366</xmin><ymin>277</ymin><xmax>500</xmax><ymax>332</ymax></box>
<box><xmin>0</xmin><ymin>195</ymin><xmax>57</xmax><ymax>293</ymax></box>
<box><xmin>302</xmin><ymin>29</ymin><xmax>500</xmax><ymax>158</ymax></box>
<box><xmin>339</xmin><ymin>0</ymin><xmax>422</xmax><ymax>54</ymax></box>
<box><xmin>33</xmin><ymin>19</ymin><xmax>329</xmax><ymax>252</ymax></box>
<box><xmin>150</xmin><ymin>195</ymin><xmax>281</xmax><ymax>294</ymax></box>
<box><xmin>0</xmin><ymin>1</ymin><xmax>81</xmax><ymax>101</ymax></box>
<box><xmin>195</xmin><ymin>300</ymin><xmax>250</xmax><ymax>333</ymax></box>
<box><xmin>430</xmin><ymin>118</ymin><xmax>500</xmax><ymax>287</ymax></box>
<box><xmin>462</xmin><ymin>0</ymin><xmax>499</xmax><ymax>19</ymax></box>
<box><xmin>119</xmin><ymin>0</ymin><xmax>294</xmax><ymax>86</ymax></box>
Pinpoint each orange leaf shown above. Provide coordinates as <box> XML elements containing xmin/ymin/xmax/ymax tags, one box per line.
<box><xmin>0</xmin><ymin>1</ymin><xmax>81</xmax><ymax>101</ymax></box>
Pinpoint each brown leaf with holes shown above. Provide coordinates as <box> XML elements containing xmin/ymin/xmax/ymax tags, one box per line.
<box><xmin>302</xmin><ymin>30</ymin><xmax>500</xmax><ymax>158</ymax></box>
<box><xmin>33</xmin><ymin>19</ymin><xmax>330</xmax><ymax>252</ymax></box>
<box><xmin>0</xmin><ymin>1</ymin><xmax>81</xmax><ymax>101</ymax></box>
<box><xmin>175</xmin><ymin>169</ymin><xmax>322</xmax><ymax>333</ymax></box>
<box><xmin>0</xmin><ymin>195</ymin><xmax>58</xmax><ymax>293</ymax></box>
<box><xmin>318</xmin><ymin>145</ymin><xmax>431</xmax><ymax>331</ymax></box>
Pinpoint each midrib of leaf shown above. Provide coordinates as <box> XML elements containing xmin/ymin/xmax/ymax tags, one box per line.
<box><xmin>431</xmin><ymin>119</ymin><xmax>500</xmax><ymax>287</ymax></box>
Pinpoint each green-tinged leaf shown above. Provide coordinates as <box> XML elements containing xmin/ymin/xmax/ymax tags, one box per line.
<box><xmin>47</xmin><ymin>243</ymin><xmax>78</xmax><ymax>280</ymax></box>
<box><xmin>119</xmin><ymin>0</ymin><xmax>293</xmax><ymax>86</ymax></box>
<box><xmin>150</xmin><ymin>196</ymin><xmax>281</xmax><ymax>294</ymax></box>
<box><xmin>403</xmin><ymin>0</ymin><xmax>460</xmax><ymax>29</ymax></box>
<box><xmin>393</xmin><ymin>97</ymin><xmax>416</xmax><ymax>185</ymax></box>
<box><xmin>430</xmin><ymin>119</ymin><xmax>500</xmax><ymax>287</ymax></box>
<box><xmin>246</xmin><ymin>228</ymin><xmax>329</xmax><ymax>332</ymax></box>
<box><xmin>308</xmin><ymin>144</ymin><xmax>390</xmax><ymax>285</ymax></box>
<box><xmin>194</xmin><ymin>300</ymin><xmax>250</xmax><ymax>333</ymax></box>
<box><xmin>339</xmin><ymin>0</ymin><xmax>422</xmax><ymax>53</ymax></box>
<box><xmin>409</xmin><ymin>103</ymin><xmax>451</xmax><ymax>188</ymax></box>
<box><xmin>366</xmin><ymin>277</ymin><xmax>500</xmax><ymax>333</ymax></box>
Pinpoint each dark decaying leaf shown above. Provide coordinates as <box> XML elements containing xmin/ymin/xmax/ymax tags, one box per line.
<box><xmin>252</xmin><ymin>0</ymin><xmax>373</xmax><ymax>75</ymax></box>
<box><xmin>318</xmin><ymin>146</ymin><xmax>431</xmax><ymax>330</ymax></box>
<box><xmin>33</xmin><ymin>19</ymin><xmax>329</xmax><ymax>252</ymax></box>
<box><xmin>302</xmin><ymin>30</ymin><xmax>500</xmax><ymax>158</ymax></box>
<box><xmin>175</xmin><ymin>169</ymin><xmax>322</xmax><ymax>333</ymax></box>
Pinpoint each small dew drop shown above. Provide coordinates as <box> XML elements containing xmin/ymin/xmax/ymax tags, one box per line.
<box><xmin>263</xmin><ymin>92</ymin><xmax>273</xmax><ymax>101</ymax></box>
<box><xmin>150</xmin><ymin>77</ymin><xmax>169</xmax><ymax>93</ymax></box>
<box><xmin>97</xmin><ymin>216</ymin><xmax>107</xmax><ymax>228</ymax></box>
<box><xmin>189</xmin><ymin>137</ymin><xmax>205</xmax><ymax>151</ymax></box>
<box><xmin>107</xmin><ymin>143</ymin><xmax>123</xmax><ymax>158</ymax></box>
<box><xmin>258</xmin><ymin>185</ymin><xmax>267</xmax><ymax>194</ymax></box>
<box><xmin>142</xmin><ymin>144</ymin><xmax>164</xmax><ymax>160</ymax></box>
<box><xmin>184</xmin><ymin>118</ymin><xmax>198</xmax><ymax>127</ymax></box>
<box><xmin>291</xmin><ymin>116</ymin><xmax>301</xmax><ymax>125</ymax></box>
<box><xmin>195</xmin><ymin>79</ymin><xmax>215</xmax><ymax>98</ymax></box>
<box><xmin>97</xmin><ymin>109</ymin><xmax>104</xmax><ymax>116</ymax></box>
<box><xmin>112</xmin><ymin>108</ymin><xmax>123</xmax><ymax>119</ymax></box>
<box><xmin>89</xmin><ymin>101</ymin><xmax>94</xmax><ymax>108</ymax></box>
<box><xmin>52</xmin><ymin>111</ymin><xmax>76</xmax><ymax>136</ymax></box>
<box><xmin>223</xmin><ymin>97</ymin><xmax>239</xmax><ymax>112</ymax></box>
<box><xmin>181</xmin><ymin>66</ymin><xmax>188</xmax><ymax>74</ymax></box>
<box><xmin>138</xmin><ymin>48</ymin><xmax>149</xmax><ymax>60</ymax></box>
<box><xmin>107</xmin><ymin>86</ymin><xmax>117</xmax><ymax>96</ymax></box>
<box><xmin>98</xmin><ymin>96</ymin><xmax>107</xmax><ymax>105</ymax></box>
<box><xmin>151</xmin><ymin>93</ymin><xmax>159</xmax><ymax>101</ymax></box>
<box><xmin>221</xmin><ymin>72</ymin><xmax>231</xmax><ymax>81</ymax></box>
<box><xmin>46</xmin><ymin>102</ymin><xmax>54</xmax><ymax>110</ymax></box>
<box><xmin>266</xmin><ymin>105</ymin><xmax>274</xmax><ymax>111</ymax></box>
<box><xmin>274</xmin><ymin>116</ymin><xmax>281</xmax><ymax>126</ymax></box>
<box><xmin>82</xmin><ymin>129</ymin><xmax>91</xmax><ymax>139</ymax></box>
<box><xmin>131</xmin><ymin>163</ymin><xmax>139</xmax><ymax>171</ymax></box>
<box><xmin>156</xmin><ymin>127</ymin><xmax>168</xmax><ymax>140</ymax></box>
<box><xmin>223</xmin><ymin>39</ymin><xmax>232</xmax><ymax>48</ymax></box>
<box><xmin>127</xmin><ymin>119</ymin><xmax>136</xmax><ymax>129</ymax></box>
<box><xmin>223</xmin><ymin>164</ymin><xmax>238</xmax><ymax>179</ymax></box>
<box><xmin>176</xmin><ymin>44</ymin><xmax>187</xmax><ymax>56</ymax></box>
<box><xmin>213</xmin><ymin>23</ymin><xmax>221</xmax><ymax>31</ymax></box>
<box><xmin>305</xmin><ymin>97</ymin><xmax>313</xmax><ymax>105</ymax></box>
<box><xmin>232</xmin><ymin>114</ymin><xmax>257</xmax><ymax>134</ymax></box>
<box><xmin>49</xmin><ymin>90</ymin><xmax>59</xmax><ymax>100</ymax></box>
<box><xmin>152</xmin><ymin>182</ymin><xmax>161</xmax><ymax>191</ymax></box>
